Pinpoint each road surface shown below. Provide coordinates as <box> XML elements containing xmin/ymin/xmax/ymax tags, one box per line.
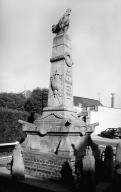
<box><xmin>91</xmin><ymin>134</ymin><xmax>121</xmax><ymax>147</ymax></box>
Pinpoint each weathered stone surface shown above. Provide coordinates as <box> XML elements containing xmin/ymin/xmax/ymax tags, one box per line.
<box><xmin>12</xmin><ymin>143</ymin><xmax>25</xmax><ymax>180</ymax></box>
<box><xmin>82</xmin><ymin>146</ymin><xmax>96</xmax><ymax>192</ymax></box>
<box><xmin>52</xmin><ymin>8</ymin><xmax>71</xmax><ymax>35</ymax></box>
<box><xmin>22</xmin><ymin>150</ymin><xmax>75</xmax><ymax>180</ymax></box>
<box><xmin>18</xmin><ymin>9</ymin><xmax>98</xmax><ymax>182</ymax></box>
<box><xmin>52</xmin><ymin>33</ymin><xmax>71</xmax><ymax>57</ymax></box>
<box><xmin>115</xmin><ymin>142</ymin><xmax>121</xmax><ymax>174</ymax></box>
<box><xmin>19</xmin><ymin>10</ymin><xmax>85</xmax><ymax>157</ymax></box>
<box><xmin>48</xmin><ymin>33</ymin><xmax>73</xmax><ymax>108</ymax></box>
<box><xmin>82</xmin><ymin>146</ymin><xmax>95</xmax><ymax>172</ymax></box>
<box><xmin>103</xmin><ymin>145</ymin><xmax>114</xmax><ymax>181</ymax></box>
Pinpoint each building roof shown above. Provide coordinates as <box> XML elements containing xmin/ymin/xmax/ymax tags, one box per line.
<box><xmin>74</xmin><ymin>96</ymin><xmax>103</xmax><ymax>108</ymax></box>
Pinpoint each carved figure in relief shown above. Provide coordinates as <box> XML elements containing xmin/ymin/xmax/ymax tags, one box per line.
<box><xmin>50</xmin><ymin>70</ymin><xmax>63</xmax><ymax>104</ymax></box>
<box><xmin>52</xmin><ymin>8</ymin><xmax>71</xmax><ymax>35</ymax></box>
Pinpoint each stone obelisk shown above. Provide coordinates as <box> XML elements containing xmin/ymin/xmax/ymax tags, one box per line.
<box><xmin>48</xmin><ymin>32</ymin><xmax>73</xmax><ymax>109</ymax></box>
<box><xmin>19</xmin><ymin>9</ymin><xmax>87</xmax><ymax>181</ymax></box>
<box><xmin>33</xmin><ymin>8</ymin><xmax>84</xmax><ymax>154</ymax></box>
<box><xmin>45</xmin><ymin>8</ymin><xmax>73</xmax><ymax>112</ymax></box>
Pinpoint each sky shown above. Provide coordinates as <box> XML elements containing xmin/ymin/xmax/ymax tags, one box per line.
<box><xmin>1</xmin><ymin>0</ymin><xmax>121</xmax><ymax>108</ymax></box>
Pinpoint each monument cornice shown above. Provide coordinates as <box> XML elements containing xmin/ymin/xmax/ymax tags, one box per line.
<box><xmin>50</xmin><ymin>55</ymin><xmax>65</xmax><ymax>63</ymax></box>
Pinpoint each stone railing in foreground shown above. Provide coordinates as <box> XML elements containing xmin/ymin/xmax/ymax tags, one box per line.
<box><xmin>0</xmin><ymin>141</ymin><xmax>19</xmax><ymax>166</ymax></box>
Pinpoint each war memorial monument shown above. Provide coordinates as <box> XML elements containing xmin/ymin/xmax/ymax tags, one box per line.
<box><xmin>19</xmin><ymin>9</ymin><xmax>97</xmax><ymax>181</ymax></box>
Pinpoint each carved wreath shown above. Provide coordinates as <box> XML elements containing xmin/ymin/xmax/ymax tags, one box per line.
<box><xmin>64</xmin><ymin>52</ymin><xmax>73</xmax><ymax>67</ymax></box>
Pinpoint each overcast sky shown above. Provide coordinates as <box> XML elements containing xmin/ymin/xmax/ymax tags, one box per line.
<box><xmin>1</xmin><ymin>0</ymin><xmax>121</xmax><ymax>108</ymax></box>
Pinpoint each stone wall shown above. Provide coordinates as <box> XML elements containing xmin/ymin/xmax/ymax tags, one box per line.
<box><xmin>22</xmin><ymin>150</ymin><xmax>75</xmax><ymax>180</ymax></box>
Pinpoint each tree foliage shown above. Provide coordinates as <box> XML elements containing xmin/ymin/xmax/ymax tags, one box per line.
<box><xmin>24</xmin><ymin>88</ymin><xmax>48</xmax><ymax>114</ymax></box>
<box><xmin>0</xmin><ymin>107</ymin><xmax>28</xmax><ymax>143</ymax></box>
<box><xmin>0</xmin><ymin>92</ymin><xmax>26</xmax><ymax>111</ymax></box>
<box><xmin>0</xmin><ymin>88</ymin><xmax>48</xmax><ymax>142</ymax></box>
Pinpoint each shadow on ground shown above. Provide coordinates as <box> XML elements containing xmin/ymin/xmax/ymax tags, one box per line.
<box><xmin>0</xmin><ymin>176</ymin><xmax>49</xmax><ymax>192</ymax></box>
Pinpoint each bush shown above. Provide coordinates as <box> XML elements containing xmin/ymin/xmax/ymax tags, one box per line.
<box><xmin>0</xmin><ymin>107</ymin><xmax>28</xmax><ymax>143</ymax></box>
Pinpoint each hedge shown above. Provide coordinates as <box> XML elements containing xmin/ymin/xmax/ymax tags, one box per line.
<box><xmin>0</xmin><ymin>107</ymin><xmax>29</xmax><ymax>143</ymax></box>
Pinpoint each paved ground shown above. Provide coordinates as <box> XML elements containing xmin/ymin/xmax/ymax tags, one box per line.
<box><xmin>0</xmin><ymin>166</ymin><xmax>72</xmax><ymax>192</ymax></box>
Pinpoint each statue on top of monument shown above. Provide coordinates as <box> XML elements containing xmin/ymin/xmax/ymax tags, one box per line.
<box><xmin>52</xmin><ymin>8</ymin><xmax>71</xmax><ymax>35</ymax></box>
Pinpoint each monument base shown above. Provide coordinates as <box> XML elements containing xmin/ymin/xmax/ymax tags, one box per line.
<box><xmin>22</xmin><ymin>149</ymin><xmax>75</xmax><ymax>181</ymax></box>
<box><xmin>19</xmin><ymin>104</ymin><xmax>97</xmax><ymax>181</ymax></box>
<box><xmin>21</xmin><ymin>105</ymin><xmax>86</xmax><ymax>153</ymax></box>
<box><xmin>21</xmin><ymin>133</ymin><xmax>92</xmax><ymax>181</ymax></box>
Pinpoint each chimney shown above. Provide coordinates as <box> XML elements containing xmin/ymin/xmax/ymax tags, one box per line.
<box><xmin>111</xmin><ymin>93</ymin><xmax>115</xmax><ymax>108</ymax></box>
<box><xmin>97</xmin><ymin>92</ymin><xmax>101</xmax><ymax>102</ymax></box>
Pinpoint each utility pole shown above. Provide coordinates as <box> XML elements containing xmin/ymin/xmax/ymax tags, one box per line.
<box><xmin>97</xmin><ymin>92</ymin><xmax>101</xmax><ymax>102</ymax></box>
<box><xmin>111</xmin><ymin>93</ymin><xmax>115</xmax><ymax>108</ymax></box>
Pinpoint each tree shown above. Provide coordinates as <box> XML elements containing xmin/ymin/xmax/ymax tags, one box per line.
<box><xmin>0</xmin><ymin>92</ymin><xmax>26</xmax><ymax>111</ymax></box>
<box><xmin>24</xmin><ymin>88</ymin><xmax>48</xmax><ymax>114</ymax></box>
<box><xmin>0</xmin><ymin>92</ymin><xmax>28</xmax><ymax>143</ymax></box>
<box><xmin>0</xmin><ymin>107</ymin><xmax>28</xmax><ymax>143</ymax></box>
